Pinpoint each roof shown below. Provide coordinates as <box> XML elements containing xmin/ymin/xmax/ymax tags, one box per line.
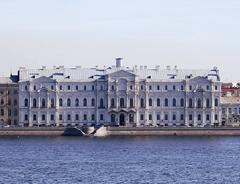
<box><xmin>18</xmin><ymin>65</ymin><xmax>220</xmax><ymax>82</ymax></box>
<box><xmin>221</xmin><ymin>97</ymin><xmax>240</xmax><ymax>104</ymax></box>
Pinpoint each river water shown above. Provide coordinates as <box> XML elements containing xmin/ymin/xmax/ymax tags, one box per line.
<box><xmin>0</xmin><ymin>136</ymin><xmax>240</xmax><ymax>184</ymax></box>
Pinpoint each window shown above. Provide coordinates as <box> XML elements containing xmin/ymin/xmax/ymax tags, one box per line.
<box><xmin>14</xmin><ymin>99</ymin><xmax>18</xmax><ymax>106</ymax></box>
<box><xmin>68</xmin><ymin>85</ymin><xmax>71</xmax><ymax>90</ymax></box>
<box><xmin>51</xmin><ymin>85</ymin><xmax>54</xmax><ymax>90</ymax></box>
<box><xmin>83</xmin><ymin>98</ymin><xmax>87</xmax><ymax>107</ymax></box>
<box><xmin>100</xmin><ymin>98</ymin><xmax>104</xmax><ymax>108</ymax></box>
<box><xmin>157</xmin><ymin>114</ymin><xmax>160</xmax><ymax>120</ymax></box>
<box><xmin>140</xmin><ymin>114</ymin><xmax>144</xmax><ymax>120</ymax></box>
<box><xmin>206</xmin><ymin>114</ymin><xmax>210</xmax><ymax>121</ymax></box>
<box><xmin>197</xmin><ymin>99</ymin><xmax>202</xmax><ymax>108</ymax></box>
<box><xmin>67</xmin><ymin>114</ymin><xmax>71</xmax><ymax>121</ymax></box>
<box><xmin>75</xmin><ymin>114</ymin><xmax>79</xmax><ymax>121</ymax></box>
<box><xmin>172</xmin><ymin>98</ymin><xmax>176</xmax><ymax>107</ymax></box>
<box><xmin>215</xmin><ymin>98</ymin><xmax>218</xmax><ymax>107</ymax></box>
<box><xmin>13</xmin><ymin>109</ymin><xmax>18</xmax><ymax>116</ymax></box>
<box><xmin>206</xmin><ymin>85</ymin><xmax>210</xmax><ymax>90</ymax></box>
<box><xmin>100</xmin><ymin>86</ymin><xmax>103</xmax><ymax>90</ymax></box>
<box><xmin>92</xmin><ymin>85</ymin><xmax>95</xmax><ymax>91</ymax></box>
<box><xmin>59</xmin><ymin>98</ymin><xmax>63</xmax><ymax>107</ymax></box>
<box><xmin>180</xmin><ymin>114</ymin><xmax>184</xmax><ymax>121</ymax></box>
<box><xmin>198</xmin><ymin>114</ymin><xmax>201</xmax><ymax>121</ymax></box>
<box><xmin>24</xmin><ymin>98</ymin><xmax>28</xmax><ymax>107</ymax></box>
<box><xmin>215</xmin><ymin>114</ymin><xmax>218</xmax><ymax>121</ymax></box>
<box><xmin>157</xmin><ymin>85</ymin><xmax>160</xmax><ymax>90</ymax></box>
<box><xmin>91</xmin><ymin>98</ymin><xmax>95</xmax><ymax>106</ymax></box>
<box><xmin>51</xmin><ymin>99</ymin><xmax>55</xmax><ymax>108</ymax></box>
<box><xmin>59</xmin><ymin>85</ymin><xmax>63</xmax><ymax>90</ymax></box>
<box><xmin>181</xmin><ymin>85</ymin><xmax>184</xmax><ymax>91</ymax></box>
<box><xmin>172</xmin><ymin>114</ymin><xmax>176</xmax><ymax>121</ymax></box>
<box><xmin>130</xmin><ymin>85</ymin><xmax>133</xmax><ymax>90</ymax></box>
<box><xmin>149</xmin><ymin>98</ymin><xmax>153</xmax><ymax>107</ymax></box>
<box><xmin>0</xmin><ymin>99</ymin><xmax>4</xmax><ymax>105</ymax></box>
<box><xmin>165</xmin><ymin>85</ymin><xmax>168</xmax><ymax>90</ymax></box>
<box><xmin>67</xmin><ymin>98</ymin><xmax>71</xmax><ymax>107</ymax></box>
<box><xmin>91</xmin><ymin>114</ymin><xmax>95</xmax><ymax>121</ymax></box>
<box><xmin>164</xmin><ymin>114</ymin><xmax>168</xmax><ymax>121</ymax></box>
<box><xmin>129</xmin><ymin>114</ymin><xmax>134</xmax><ymax>122</ymax></box>
<box><xmin>111</xmin><ymin>98</ymin><xmax>115</xmax><ymax>108</ymax></box>
<box><xmin>157</xmin><ymin>98</ymin><xmax>160</xmax><ymax>106</ymax></box>
<box><xmin>41</xmin><ymin>99</ymin><xmax>46</xmax><ymax>108</ymax></box>
<box><xmin>130</xmin><ymin>98</ymin><xmax>134</xmax><ymax>108</ymax></box>
<box><xmin>180</xmin><ymin>98</ymin><xmax>184</xmax><ymax>107</ymax></box>
<box><xmin>33</xmin><ymin>98</ymin><xmax>37</xmax><ymax>108</ymax></box>
<box><xmin>100</xmin><ymin>114</ymin><xmax>104</xmax><ymax>121</ymax></box>
<box><xmin>189</xmin><ymin>98</ymin><xmax>193</xmax><ymax>108</ymax></box>
<box><xmin>173</xmin><ymin>85</ymin><xmax>176</xmax><ymax>90</ymax></box>
<box><xmin>141</xmin><ymin>85</ymin><xmax>144</xmax><ymax>90</ymax></box>
<box><xmin>24</xmin><ymin>114</ymin><xmax>28</xmax><ymax>121</ymax></box>
<box><xmin>120</xmin><ymin>98</ymin><xmax>125</xmax><ymax>108</ymax></box>
<box><xmin>215</xmin><ymin>85</ymin><xmax>218</xmax><ymax>90</ymax></box>
<box><xmin>59</xmin><ymin>114</ymin><xmax>63</xmax><ymax>121</ymax></box>
<box><xmin>51</xmin><ymin>114</ymin><xmax>54</xmax><ymax>121</ymax></box>
<box><xmin>189</xmin><ymin>114</ymin><xmax>193</xmax><ymax>121</ymax></box>
<box><xmin>33</xmin><ymin>85</ymin><xmax>36</xmax><ymax>90</ymax></box>
<box><xmin>1</xmin><ymin>109</ymin><xmax>4</xmax><ymax>116</ymax></box>
<box><xmin>76</xmin><ymin>85</ymin><xmax>79</xmax><ymax>90</ymax></box>
<box><xmin>206</xmin><ymin>98</ymin><xmax>210</xmax><ymax>108</ymax></box>
<box><xmin>189</xmin><ymin>85</ymin><xmax>192</xmax><ymax>91</ymax></box>
<box><xmin>111</xmin><ymin>85</ymin><xmax>114</xmax><ymax>90</ymax></box>
<box><xmin>25</xmin><ymin>85</ymin><xmax>28</xmax><ymax>91</ymax></box>
<box><xmin>140</xmin><ymin>98</ymin><xmax>145</xmax><ymax>108</ymax></box>
<box><xmin>149</xmin><ymin>114</ymin><xmax>152</xmax><ymax>121</ymax></box>
<box><xmin>75</xmin><ymin>99</ymin><xmax>79</xmax><ymax>107</ymax></box>
<box><xmin>42</xmin><ymin>114</ymin><xmax>46</xmax><ymax>121</ymax></box>
<box><xmin>164</xmin><ymin>98</ymin><xmax>168</xmax><ymax>107</ymax></box>
<box><xmin>84</xmin><ymin>85</ymin><xmax>87</xmax><ymax>91</ymax></box>
<box><xmin>149</xmin><ymin>85</ymin><xmax>152</xmax><ymax>90</ymax></box>
<box><xmin>33</xmin><ymin>114</ymin><xmax>37</xmax><ymax>121</ymax></box>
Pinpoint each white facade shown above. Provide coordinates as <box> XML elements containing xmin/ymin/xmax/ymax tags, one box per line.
<box><xmin>18</xmin><ymin>60</ymin><xmax>222</xmax><ymax>127</ymax></box>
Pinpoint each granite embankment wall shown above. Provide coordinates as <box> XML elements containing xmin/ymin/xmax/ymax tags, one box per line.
<box><xmin>0</xmin><ymin>127</ymin><xmax>65</xmax><ymax>136</ymax></box>
<box><xmin>2</xmin><ymin>127</ymin><xmax>240</xmax><ymax>136</ymax></box>
<box><xmin>107</xmin><ymin>127</ymin><xmax>240</xmax><ymax>136</ymax></box>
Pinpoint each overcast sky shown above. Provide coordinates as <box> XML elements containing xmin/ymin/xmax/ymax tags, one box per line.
<box><xmin>0</xmin><ymin>0</ymin><xmax>239</xmax><ymax>82</ymax></box>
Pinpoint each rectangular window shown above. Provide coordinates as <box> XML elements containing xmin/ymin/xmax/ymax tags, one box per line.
<box><xmin>100</xmin><ymin>114</ymin><xmax>104</xmax><ymax>121</ymax></box>
<box><xmin>157</xmin><ymin>114</ymin><xmax>160</xmax><ymax>120</ymax></box>
<box><xmin>24</xmin><ymin>114</ymin><xmax>28</xmax><ymax>121</ymax></box>
<box><xmin>75</xmin><ymin>114</ymin><xmax>79</xmax><ymax>121</ymax></box>
<box><xmin>172</xmin><ymin>114</ymin><xmax>176</xmax><ymax>121</ymax></box>
<box><xmin>149</xmin><ymin>114</ymin><xmax>152</xmax><ymax>120</ymax></box>
<box><xmin>140</xmin><ymin>114</ymin><xmax>144</xmax><ymax>120</ymax></box>
<box><xmin>164</xmin><ymin>114</ymin><xmax>168</xmax><ymax>121</ymax></box>
<box><xmin>206</xmin><ymin>114</ymin><xmax>210</xmax><ymax>121</ymax></box>
<box><xmin>42</xmin><ymin>114</ymin><xmax>46</xmax><ymax>121</ymax></box>
<box><xmin>180</xmin><ymin>114</ymin><xmax>184</xmax><ymax>121</ymax></box>
<box><xmin>67</xmin><ymin>114</ymin><xmax>71</xmax><ymax>121</ymax></box>
<box><xmin>51</xmin><ymin>114</ymin><xmax>54</xmax><ymax>121</ymax></box>
<box><xmin>215</xmin><ymin>114</ymin><xmax>218</xmax><ymax>121</ymax></box>
<box><xmin>189</xmin><ymin>114</ymin><xmax>193</xmax><ymax>121</ymax></box>
<box><xmin>59</xmin><ymin>114</ymin><xmax>63</xmax><ymax>121</ymax></box>
<box><xmin>84</xmin><ymin>114</ymin><xmax>87</xmax><ymax>121</ymax></box>
<box><xmin>91</xmin><ymin>114</ymin><xmax>95</xmax><ymax>121</ymax></box>
<box><xmin>33</xmin><ymin>114</ymin><xmax>37</xmax><ymax>121</ymax></box>
<box><xmin>157</xmin><ymin>85</ymin><xmax>160</xmax><ymax>90</ymax></box>
<box><xmin>68</xmin><ymin>85</ymin><xmax>71</xmax><ymax>90</ymax></box>
<box><xmin>59</xmin><ymin>85</ymin><xmax>63</xmax><ymax>90</ymax></box>
<box><xmin>76</xmin><ymin>85</ymin><xmax>79</xmax><ymax>90</ymax></box>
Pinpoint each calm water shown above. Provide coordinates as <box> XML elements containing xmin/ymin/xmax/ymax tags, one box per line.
<box><xmin>0</xmin><ymin>136</ymin><xmax>240</xmax><ymax>184</ymax></box>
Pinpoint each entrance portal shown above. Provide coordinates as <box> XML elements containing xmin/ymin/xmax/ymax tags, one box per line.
<box><xmin>119</xmin><ymin>114</ymin><xmax>125</xmax><ymax>126</ymax></box>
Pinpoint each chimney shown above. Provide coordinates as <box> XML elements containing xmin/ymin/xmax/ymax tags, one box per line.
<box><xmin>116</xmin><ymin>58</ymin><xmax>123</xmax><ymax>68</ymax></box>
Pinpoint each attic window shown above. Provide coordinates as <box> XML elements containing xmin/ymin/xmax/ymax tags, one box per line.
<box><xmin>147</xmin><ymin>76</ymin><xmax>151</xmax><ymax>79</ymax></box>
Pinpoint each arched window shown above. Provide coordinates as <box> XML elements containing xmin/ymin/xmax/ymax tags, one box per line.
<box><xmin>24</xmin><ymin>98</ymin><xmax>28</xmax><ymax>107</ymax></box>
<box><xmin>120</xmin><ymin>98</ymin><xmax>124</xmax><ymax>108</ymax></box>
<box><xmin>189</xmin><ymin>98</ymin><xmax>193</xmax><ymax>108</ymax></box>
<box><xmin>83</xmin><ymin>98</ymin><xmax>87</xmax><ymax>106</ymax></box>
<box><xmin>91</xmin><ymin>98</ymin><xmax>95</xmax><ymax>106</ymax></box>
<box><xmin>172</xmin><ymin>98</ymin><xmax>176</xmax><ymax>107</ymax></box>
<box><xmin>41</xmin><ymin>99</ymin><xmax>46</xmax><ymax>108</ymax></box>
<box><xmin>59</xmin><ymin>98</ymin><xmax>63</xmax><ymax>107</ymax></box>
<box><xmin>111</xmin><ymin>98</ymin><xmax>115</xmax><ymax>108</ymax></box>
<box><xmin>180</xmin><ymin>98</ymin><xmax>184</xmax><ymax>107</ymax></box>
<box><xmin>75</xmin><ymin>98</ymin><xmax>79</xmax><ymax>107</ymax></box>
<box><xmin>140</xmin><ymin>98</ymin><xmax>145</xmax><ymax>108</ymax></box>
<box><xmin>51</xmin><ymin>98</ymin><xmax>55</xmax><ymax>108</ymax></box>
<box><xmin>33</xmin><ymin>98</ymin><xmax>37</xmax><ymax>108</ymax></box>
<box><xmin>164</xmin><ymin>98</ymin><xmax>168</xmax><ymax>107</ymax></box>
<box><xmin>100</xmin><ymin>98</ymin><xmax>104</xmax><ymax>108</ymax></box>
<box><xmin>206</xmin><ymin>98</ymin><xmax>210</xmax><ymax>108</ymax></box>
<box><xmin>111</xmin><ymin>114</ymin><xmax>115</xmax><ymax>123</ymax></box>
<box><xmin>67</xmin><ymin>98</ymin><xmax>71</xmax><ymax>107</ymax></box>
<box><xmin>215</xmin><ymin>98</ymin><xmax>218</xmax><ymax>107</ymax></box>
<box><xmin>157</xmin><ymin>98</ymin><xmax>160</xmax><ymax>107</ymax></box>
<box><xmin>149</xmin><ymin>98</ymin><xmax>153</xmax><ymax>107</ymax></box>
<box><xmin>197</xmin><ymin>99</ymin><xmax>202</xmax><ymax>108</ymax></box>
<box><xmin>130</xmin><ymin>98</ymin><xmax>134</xmax><ymax>108</ymax></box>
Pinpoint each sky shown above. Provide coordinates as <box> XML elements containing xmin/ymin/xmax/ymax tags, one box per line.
<box><xmin>0</xmin><ymin>0</ymin><xmax>240</xmax><ymax>82</ymax></box>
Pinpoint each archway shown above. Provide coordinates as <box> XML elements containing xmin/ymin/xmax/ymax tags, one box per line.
<box><xmin>119</xmin><ymin>114</ymin><xmax>125</xmax><ymax>126</ymax></box>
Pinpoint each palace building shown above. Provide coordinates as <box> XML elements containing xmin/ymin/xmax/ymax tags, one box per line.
<box><xmin>18</xmin><ymin>59</ymin><xmax>222</xmax><ymax>127</ymax></box>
